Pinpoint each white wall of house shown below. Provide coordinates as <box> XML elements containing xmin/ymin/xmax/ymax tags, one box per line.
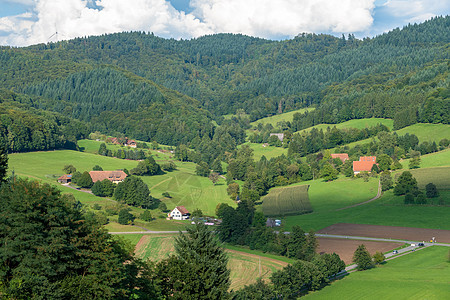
<box><xmin>169</xmin><ymin>208</ymin><xmax>189</xmax><ymax>220</ymax></box>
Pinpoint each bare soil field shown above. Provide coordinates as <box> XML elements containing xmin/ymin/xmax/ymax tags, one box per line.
<box><xmin>317</xmin><ymin>223</ymin><xmax>450</xmax><ymax>243</ymax></box>
<box><xmin>317</xmin><ymin>238</ymin><xmax>404</xmax><ymax>264</ymax></box>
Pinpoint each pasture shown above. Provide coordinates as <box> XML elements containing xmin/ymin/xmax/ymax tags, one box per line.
<box><xmin>7</xmin><ymin>149</ymin><xmax>235</xmax><ymax>228</ymax></box>
<box><xmin>395</xmin><ymin>166</ymin><xmax>450</xmax><ymax>190</ymax></box>
<box><xmin>240</xmin><ymin>142</ymin><xmax>288</xmax><ymax>160</ymax></box>
<box><xmin>131</xmin><ymin>234</ymin><xmax>290</xmax><ymax>291</ymax></box>
<box><xmin>401</xmin><ymin>148</ymin><xmax>450</xmax><ymax>169</ymax></box>
<box><xmin>262</xmin><ymin>185</ymin><xmax>312</xmax><ymax>217</ymax></box>
<box><xmin>295</xmin><ymin>118</ymin><xmax>394</xmax><ymax>134</ymax></box>
<box><xmin>250</xmin><ymin>107</ymin><xmax>314</xmax><ymax>128</ymax></box>
<box><xmin>304</xmin><ymin>246</ymin><xmax>450</xmax><ymax>299</ymax></box>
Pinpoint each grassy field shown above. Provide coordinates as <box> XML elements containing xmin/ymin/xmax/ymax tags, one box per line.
<box><xmin>262</xmin><ymin>185</ymin><xmax>312</xmax><ymax>217</ymax></box>
<box><xmin>395</xmin><ymin>166</ymin><xmax>450</xmax><ymax>190</ymax></box>
<box><xmin>250</xmin><ymin>107</ymin><xmax>314</xmax><ymax>128</ymax></box>
<box><xmin>295</xmin><ymin>118</ymin><xmax>394</xmax><ymax>134</ymax></box>
<box><xmin>395</xmin><ymin>123</ymin><xmax>450</xmax><ymax>144</ymax></box>
<box><xmin>304</xmin><ymin>246</ymin><xmax>450</xmax><ymax>299</ymax></box>
<box><xmin>7</xmin><ymin>149</ymin><xmax>234</xmax><ymax>228</ymax></box>
<box><xmin>132</xmin><ymin>233</ymin><xmax>290</xmax><ymax>291</ymax></box>
<box><xmin>401</xmin><ymin>148</ymin><xmax>450</xmax><ymax>169</ymax></box>
<box><xmin>240</xmin><ymin>142</ymin><xmax>287</xmax><ymax>160</ymax></box>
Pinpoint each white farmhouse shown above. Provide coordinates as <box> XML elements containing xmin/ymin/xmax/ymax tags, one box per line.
<box><xmin>168</xmin><ymin>206</ymin><xmax>190</xmax><ymax>220</ymax></box>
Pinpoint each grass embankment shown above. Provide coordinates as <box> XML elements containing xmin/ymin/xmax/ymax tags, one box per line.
<box><xmin>401</xmin><ymin>148</ymin><xmax>450</xmax><ymax>169</ymax></box>
<box><xmin>304</xmin><ymin>246</ymin><xmax>450</xmax><ymax>299</ymax></box>
<box><xmin>262</xmin><ymin>185</ymin><xmax>312</xmax><ymax>217</ymax></box>
<box><xmin>131</xmin><ymin>233</ymin><xmax>291</xmax><ymax>291</ymax></box>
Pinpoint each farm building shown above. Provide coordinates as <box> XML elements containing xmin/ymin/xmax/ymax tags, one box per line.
<box><xmin>331</xmin><ymin>153</ymin><xmax>349</xmax><ymax>163</ymax></box>
<box><xmin>126</xmin><ymin>140</ymin><xmax>137</xmax><ymax>148</ymax></box>
<box><xmin>168</xmin><ymin>206</ymin><xmax>190</xmax><ymax>220</ymax></box>
<box><xmin>353</xmin><ymin>156</ymin><xmax>377</xmax><ymax>174</ymax></box>
<box><xmin>57</xmin><ymin>174</ymin><xmax>72</xmax><ymax>184</ymax></box>
<box><xmin>89</xmin><ymin>170</ymin><xmax>127</xmax><ymax>184</ymax></box>
<box><xmin>269</xmin><ymin>133</ymin><xmax>284</xmax><ymax>142</ymax></box>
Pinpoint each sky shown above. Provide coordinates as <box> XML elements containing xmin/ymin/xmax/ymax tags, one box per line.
<box><xmin>0</xmin><ymin>0</ymin><xmax>448</xmax><ymax>46</ymax></box>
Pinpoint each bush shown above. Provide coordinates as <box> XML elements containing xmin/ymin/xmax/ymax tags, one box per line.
<box><xmin>77</xmin><ymin>171</ymin><xmax>93</xmax><ymax>188</ymax></box>
<box><xmin>159</xmin><ymin>202</ymin><xmax>168</xmax><ymax>212</ymax></box>
<box><xmin>426</xmin><ymin>183</ymin><xmax>439</xmax><ymax>198</ymax></box>
<box><xmin>404</xmin><ymin>193</ymin><xmax>415</xmax><ymax>204</ymax></box>
<box><xmin>118</xmin><ymin>209</ymin><xmax>134</xmax><ymax>225</ymax></box>
<box><xmin>373</xmin><ymin>251</ymin><xmax>385</xmax><ymax>264</ymax></box>
<box><xmin>162</xmin><ymin>192</ymin><xmax>171</xmax><ymax>198</ymax></box>
<box><xmin>415</xmin><ymin>193</ymin><xmax>427</xmax><ymax>204</ymax></box>
<box><xmin>93</xmin><ymin>165</ymin><xmax>103</xmax><ymax>171</ymax></box>
<box><xmin>63</xmin><ymin>164</ymin><xmax>76</xmax><ymax>174</ymax></box>
<box><xmin>92</xmin><ymin>203</ymin><xmax>102</xmax><ymax>210</ymax></box>
<box><xmin>140</xmin><ymin>210</ymin><xmax>153</xmax><ymax>222</ymax></box>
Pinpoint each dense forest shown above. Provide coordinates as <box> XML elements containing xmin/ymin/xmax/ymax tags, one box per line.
<box><xmin>0</xmin><ymin>16</ymin><xmax>448</xmax><ymax>152</ymax></box>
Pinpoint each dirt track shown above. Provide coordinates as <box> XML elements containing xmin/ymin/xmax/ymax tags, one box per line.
<box><xmin>317</xmin><ymin>238</ymin><xmax>404</xmax><ymax>264</ymax></box>
<box><xmin>317</xmin><ymin>223</ymin><xmax>450</xmax><ymax>243</ymax></box>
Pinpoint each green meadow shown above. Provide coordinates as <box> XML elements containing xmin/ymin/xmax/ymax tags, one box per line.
<box><xmin>344</xmin><ymin>123</ymin><xmax>450</xmax><ymax>149</ymax></box>
<box><xmin>401</xmin><ymin>148</ymin><xmax>450</xmax><ymax>169</ymax></box>
<box><xmin>8</xmin><ymin>149</ymin><xmax>235</xmax><ymax>219</ymax></box>
<box><xmin>250</xmin><ymin>107</ymin><xmax>314</xmax><ymax>128</ymax></box>
<box><xmin>296</xmin><ymin>118</ymin><xmax>394</xmax><ymax>134</ymax></box>
<box><xmin>240</xmin><ymin>142</ymin><xmax>288</xmax><ymax>160</ymax></box>
<box><xmin>304</xmin><ymin>246</ymin><xmax>450</xmax><ymax>300</ymax></box>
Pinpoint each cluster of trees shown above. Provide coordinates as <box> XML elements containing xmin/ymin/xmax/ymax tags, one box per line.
<box><xmin>113</xmin><ymin>176</ymin><xmax>158</xmax><ymax>209</ymax></box>
<box><xmin>236</xmin><ymin>253</ymin><xmax>345</xmax><ymax>299</ymax></box>
<box><xmin>0</xmin><ymin>89</ymin><xmax>88</xmax><ymax>153</ymax></box>
<box><xmin>130</xmin><ymin>156</ymin><xmax>161</xmax><ymax>176</ymax></box>
<box><xmin>392</xmin><ymin>171</ymin><xmax>440</xmax><ymax>205</ymax></box>
<box><xmin>216</xmin><ymin>199</ymin><xmax>318</xmax><ymax>259</ymax></box>
<box><xmin>98</xmin><ymin>143</ymin><xmax>147</xmax><ymax>160</ymax></box>
<box><xmin>2</xmin><ymin>17</ymin><xmax>447</xmax><ymax>151</ymax></box>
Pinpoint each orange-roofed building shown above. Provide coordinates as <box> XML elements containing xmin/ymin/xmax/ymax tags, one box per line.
<box><xmin>353</xmin><ymin>156</ymin><xmax>377</xmax><ymax>174</ymax></box>
<box><xmin>331</xmin><ymin>153</ymin><xmax>349</xmax><ymax>163</ymax></box>
<box><xmin>89</xmin><ymin>170</ymin><xmax>127</xmax><ymax>184</ymax></box>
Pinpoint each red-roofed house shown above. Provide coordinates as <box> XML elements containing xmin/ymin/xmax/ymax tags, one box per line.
<box><xmin>353</xmin><ymin>156</ymin><xmax>377</xmax><ymax>174</ymax></box>
<box><xmin>168</xmin><ymin>206</ymin><xmax>190</xmax><ymax>220</ymax></box>
<box><xmin>89</xmin><ymin>171</ymin><xmax>127</xmax><ymax>184</ymax></box>
<box><xmin>331</xmin><ymin>153</ymin><xmax>349</xmax><ymax>163</ymax></box>
<box><xmin>126</xmin><ymin>140</ymin><xmax>137</xmax><ymax>148</ymax></box>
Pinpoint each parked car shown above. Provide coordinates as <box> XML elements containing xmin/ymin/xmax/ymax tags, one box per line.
<box><xmin>418</xmin><ymin>242</ymin><xmax>425</xmax><ymax>246</ymax></box>
<box><xmin>392</xmin><ymin>250</ymin><xmax>398</xmax><ymax>254</ymax></box>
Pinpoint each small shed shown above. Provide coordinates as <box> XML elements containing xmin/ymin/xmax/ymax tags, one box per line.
<box><xmin>58</xmin><ymin>174</ymin><xmax>72</xmax><ymax>184</ymax></box>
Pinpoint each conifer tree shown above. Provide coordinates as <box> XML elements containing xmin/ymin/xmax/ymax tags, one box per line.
<box><xmin>157</xmin><ymin>222</ymin><xmax>230</xmax><ymax>299</ymax></box>
<box><xmin>353</xmin><ymin>244</ymin><xmax>374</xmax><ymax>270</ymax></box>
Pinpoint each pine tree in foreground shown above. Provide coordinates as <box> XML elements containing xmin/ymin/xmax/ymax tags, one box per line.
<box><xmin>157</xmin><ymin>222</ymin><xmax>231</xmax><ymax>299</ymax></box>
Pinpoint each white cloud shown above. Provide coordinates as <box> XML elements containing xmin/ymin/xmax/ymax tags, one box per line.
<box><xmin>13</xmin><ymin>0</ymin><xmax>448</xmax><ymax>46</ymax></box>
<box><xmin>191</xmin><ymin>0</ymin><xmax>375</xmax><ymax>38</ymax></box>
<box><xmin>0</xmin><ymin>0</ymin><xmax>213</xmax><ymax>46</ymax></box>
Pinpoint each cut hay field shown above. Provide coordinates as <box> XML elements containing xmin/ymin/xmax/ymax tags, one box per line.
<box><xmin>132</xmin><ymin>234</ymin><xmax>289</xmax><ymax>291</ymax></box>
<box><xmin>304</xmin><ymin>246</ymin><xmax>450</xmax><ymax>299</ymax></box>
<box><xmin>262</xmin><ymin>185</ymin><xmax>312</xmax><ymax>217</ymax></box>
<box><xmin>295</xmin><ymin>118</ymin><xmax>394</xmax><ymax>134</ymax></box>
<box><xmin>250</xmin><ymin>107</ymin><xmax>314</xmax><ymax>128</ymax></box>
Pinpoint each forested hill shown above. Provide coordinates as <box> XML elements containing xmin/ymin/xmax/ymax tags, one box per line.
<box><xmin>0</xmin><ymin>16</ymin><xmax>448</xmax><ymax>148</ymax></box>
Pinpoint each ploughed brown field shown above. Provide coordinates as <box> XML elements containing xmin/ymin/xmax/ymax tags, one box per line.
<box><xmin>317</xmin><ymin>238</ymin><xmax>404</xmax><ymax>264</ymax></box>
<box><xmin>317</xmin><ymin>223</ymin><xmax>450</xmax><ymax>244</ymax></box>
